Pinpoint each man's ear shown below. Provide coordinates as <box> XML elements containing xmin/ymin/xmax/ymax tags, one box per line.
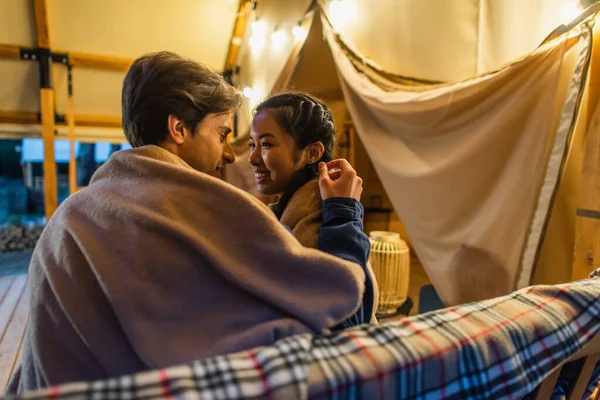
<box><xmin>305</xmin><ymin>142</ymin><xmax>325</xmax><ymax>164</ymax></box>
<box><xmin>167</xmin><ymin>114</ymin><xmax>186</xmax><ymax>145</ymax></box>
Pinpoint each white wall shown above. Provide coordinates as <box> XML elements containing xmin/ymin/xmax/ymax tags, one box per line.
<box><xmin>327</xmin><ymin>0</ymin><xmax>583</xmax><ymax>81</ymax></box>
<box><xmin>0</xmin><ymin>0</ymin><xmax>239</xmax><ymax>142</ymax></box>
<box><xmin>234</xmin><ymin>0</ymin><xmax>313</xmax><ymax>135</ymax></box>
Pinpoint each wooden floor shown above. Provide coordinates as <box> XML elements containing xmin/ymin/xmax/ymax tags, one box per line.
<box><xmin>406</xmin><ymin>255</ymin><xmax>431</xmax><ymax>316</ymax></box>
<box><xmin>0</xmin><ymin>250</ymin><xmax>32</xmax><ymax>392</ymax></box>
<box><xmin>0</xmin><ymin>272</ymin><xmax>29</xmax><ymax>392</ymax></box>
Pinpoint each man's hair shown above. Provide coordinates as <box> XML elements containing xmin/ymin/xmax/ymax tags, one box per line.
<box><xmin>122</xmin><ymin>51</ymin><xmax>242</xmax><ymax>147</ymax></box>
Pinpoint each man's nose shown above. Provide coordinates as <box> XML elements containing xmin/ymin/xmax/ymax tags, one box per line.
<box><xmin>223</xmin><ymin>139</ymin><xmax>236</xmax><ymax>164</ymax></box>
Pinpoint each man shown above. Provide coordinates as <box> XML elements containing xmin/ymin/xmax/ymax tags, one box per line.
<box><xmin>8</xmin><ymin>52</ymin><xmax>373</xmax><ymax>392</ymax></box>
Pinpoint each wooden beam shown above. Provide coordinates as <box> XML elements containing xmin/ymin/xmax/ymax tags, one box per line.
<box><xmin>223</xmin><ymin>0</ymin><xmax>252</xmax><ymax>72</ymax></box>
<box><xmin>0</xmin><ymin>44</ymin><xmax>21</xmax><ymax>60</ymax></box>
<box><xmin>33</xmin><ymin>0</ymin><xmax>51</xmax><ymax>48</ymax></box>
<box><xmin>0</xmin><ymin>110</ymin><xmax>38</xmax><ymax>125</ymax></box>
<box><xmin>0</xmin><ymin>42</ymin><xmax>133</xmax><ymax>72</ymax></box>
<box><xmin>67</xmin><ymin>51</ymin><xmax>132</xmax><ymax>71</ymax></box>
<box><xmin>73</xmin><ymin>114</ymin><xmax>121</xmax><ymax>128</ymax></box>
<box><xmin>0</xmin><ymin>110</ymin><xmax>122</xmax><ymax>128</ymax></box>
<box><xmin>40</xmin><ymin>88</ymin><xmax>57</xmax><ymax>219</ymax></box>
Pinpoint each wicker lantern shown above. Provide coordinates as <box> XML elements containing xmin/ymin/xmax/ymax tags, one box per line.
<box><xmin>369</xmin><ymin>231</ymin><xmax>410</xmax><ymax>316</ymax></box>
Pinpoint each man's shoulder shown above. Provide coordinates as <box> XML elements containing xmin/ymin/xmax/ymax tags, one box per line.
<box><xmin>49</xmin><ymin>184</ymin><xmax>105</xmax><ymax>221</ymax></box>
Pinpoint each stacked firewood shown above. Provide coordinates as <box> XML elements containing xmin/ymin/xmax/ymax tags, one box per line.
<box><xmin>0</xmin><ymin>225</ymin><xmax>44</xmax><ymax>253</ymax></box>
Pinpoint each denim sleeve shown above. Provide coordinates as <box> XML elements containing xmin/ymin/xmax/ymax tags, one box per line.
<box><xmin>319</xmin><ymin>197</ymin><xmax>374</xmax><ymax>330</ymax></box>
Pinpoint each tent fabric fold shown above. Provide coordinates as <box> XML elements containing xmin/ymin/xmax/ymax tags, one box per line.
<box><xmin>325</xmin><ymin>16</ymin><xmax>593</xmax><ymax>305</ymax></box>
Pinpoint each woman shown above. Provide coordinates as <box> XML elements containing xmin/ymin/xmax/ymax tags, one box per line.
<box><xmin>248</xmin><ymin>92</ymin><xmax>379</xmax><ymax>323</ymax></box>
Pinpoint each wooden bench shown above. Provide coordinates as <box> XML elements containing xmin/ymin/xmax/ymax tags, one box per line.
<box><xmin>535</xmin><ymin>333</ymin><xmax>600</xmax><ymax>399</ymax></box>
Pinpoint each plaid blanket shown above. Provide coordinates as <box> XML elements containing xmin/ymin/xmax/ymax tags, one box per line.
<box><xmin>9</xmin><ymin>277</ymin><xmax>600</xmax><ymax>400</ymax></box>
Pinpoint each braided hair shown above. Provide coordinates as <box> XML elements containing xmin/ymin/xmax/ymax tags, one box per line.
<box><xmin>254</xmin><ymin>92</ymin><xmax>336</xmax><ymax>218</ymax></box>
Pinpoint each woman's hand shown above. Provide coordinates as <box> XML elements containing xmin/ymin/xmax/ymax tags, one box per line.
<box><xmin>318</xmin><ymin>159</ymin><xmax>363</xmax><ymax>201</ymax></box>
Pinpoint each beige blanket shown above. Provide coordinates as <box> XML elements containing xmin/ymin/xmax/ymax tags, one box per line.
<box><xmin>276</xmin><ymin>178</ymin><xmax>379</xmax><ymax>322</ymax></box>
<box><xmin>9</xmin><ymin>145</ymin><xmax>365</xmax><ymax>392</ymax></box>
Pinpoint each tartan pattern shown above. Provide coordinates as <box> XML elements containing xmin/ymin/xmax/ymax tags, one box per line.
<box><xmin>10</xmin><ymin>276</ymin><xmax>600</xmax><ymax>400</ymax></box>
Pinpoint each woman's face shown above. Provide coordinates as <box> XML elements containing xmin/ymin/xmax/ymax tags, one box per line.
<box><xmin>248</xmin><ymin>110</ymin><xmax>307</xmax><ymax>195</ymax></box>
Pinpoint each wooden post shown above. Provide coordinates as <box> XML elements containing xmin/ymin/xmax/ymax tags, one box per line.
<box><xmin>33</xmin><ymin>0</ymin><xmax>50</xmax><ymax>48</ymax></box>
<box><xmin>34</xmin><ymin>0</ymin><xmax>58</xmax><ymax>220</ymax></box>
<box><xmin>223</xmin><ymin>0</ymin><xmax>252</xmax><ymax>73</ymax></box>
<box><xmin>348</xmin><ymin>124</ymin><xmax>355</xmax><ymax>167</ymax></box>
<box><xmin>572</xmin><ymin>105</ymin><xmax>600</xmax><ymax>280</ymax></box>
<box><xmin>40</xmin><ymin>89</ymin><xmax>57</xmax><ymax>220</ymax></box>
<box><xmin>569</xmin><ymin>356</ymin><xmax>599</xmax><ymax>400</ymax></box>
<box><xmin>572</xmin><ymin>20</ymin><xmax>600</xmax><ymax>281</ymax></box>
<box><xmin>67</xmin><ymin>78</ymin><xmax>77</xmax><ymax>194</ymax></box>
<box><xmin>535</xmin><ymin>367</ymin><xmax>561</xmax><ymax>400</ymax></box>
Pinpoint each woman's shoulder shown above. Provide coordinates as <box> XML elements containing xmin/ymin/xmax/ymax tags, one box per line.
<box><xmin>281</xmin><ymin>178</ymin><xmax>322</xmax><ymax>248</ymax></box>
<box><xmin>287</xmin><ymin>178</ymin><xmax>322</xmax><ymax>211</ymax></box>
<box><xmin>280</xmin><ymin>178</ymin><xmax>321</xmax><ymax>222</ymax></box>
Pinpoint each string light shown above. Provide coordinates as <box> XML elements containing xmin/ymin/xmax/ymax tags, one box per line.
<box><xmin>250</xmin><ymin>86</ymin><xmax>264</xmax><ymax>105</ymax></box>
<box><xmin>242</xmin><ymin>87</ymin><xmax>254</xmax><ymax>98</ymax></box>
<box><xmin>249</xmin><ymin>20</ymin><xmax>266</xmax><ymax>52</ymax></box>
<box><xmin>251</xmin><ymin>20</ymin><xmax>266</xmax><ymax>35</ymax></box>
<box><xmin>271</xmin><ymin>28</ymin><xmax>287</xmax><ymax>51</ymax></box>
<box><xmin>293</xmin><ymin>24</ymin><xmax>307</xmax><ymax>41</ymax></box>
<box><xmin>249</xmin><ymin>36</ymin><xmax>264</xmax><ymax>51</ymax></box>
<box><xmin>561</xmin><ymin>1</ymin><xmax>582</xmax><ymax>23</ymax></box>
<box><xmin>329</xmin><ymin>0</ymin><xmax>354</xmax><ymax>30</ymax></box>
<box><xmin>242</xmin><ymin>86</ymin><xmax>264</xmax><ymax>103</ymax></box>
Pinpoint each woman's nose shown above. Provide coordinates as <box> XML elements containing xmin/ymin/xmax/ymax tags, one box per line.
<box><xmin>248</xmin><ymin>145</ymin><xmax>261</xmax><ymax>165</ymax></box>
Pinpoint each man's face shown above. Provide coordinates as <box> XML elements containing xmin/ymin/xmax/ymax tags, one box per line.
<box><xmin>178</xmin><ymin>112</ymin><xmax>235</xmax><ymax>178</ymax></box>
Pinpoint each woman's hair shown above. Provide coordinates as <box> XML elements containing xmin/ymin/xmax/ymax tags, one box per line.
<box><xmin>254</xmin><ymin>92</ymin><xmax>336</xmax><ymax>163</ymax></box>
<box><xmin>253</xmin><ymin>92</ymin><xmax>336</xmax><ymax>217</ymax></box>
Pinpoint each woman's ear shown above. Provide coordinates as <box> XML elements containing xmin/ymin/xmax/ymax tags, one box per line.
<box><xmin>305</xmin><ymin>142</ymin><xmax>325</xmax><ymax>164</ymax></box>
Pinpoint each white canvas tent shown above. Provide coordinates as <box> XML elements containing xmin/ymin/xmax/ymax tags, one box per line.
<box><xmin>226</xmin><ymin>0</ymin><xmax>600</xmax><ymax>305</ymax></box>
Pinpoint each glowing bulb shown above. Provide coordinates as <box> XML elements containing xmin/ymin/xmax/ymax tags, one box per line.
<box><xmin>249</xmin><ymin>87</ymin><xmax>264</xmax><ymax>106</ymax></box>
<box><xmin>249</xmin><ymin>35</ymin><xmax>265</xmax><ymax>51</ymax></box>
<box><xmin>293</xmin><ymin>25</ymin><xmax>307</xmax><ymax>41</ymax></box>
<box><xmin>242</xmin><ymin>87</ymin><xmax>253</xmax><ymax>99</ymax></box>
<box><xmin>253</xmin><ymin>87</ymin><xmax>263</xmax><ymax>101</ymax></box>
<box><xmin>271</xmin><ymin>29</ymin><xmax>287</xmax><ymax>51</ymax></box>
<box><xmin>562</xmin><ymin>2</ymin><xmax>582</xmax><ymax>23</ymax></box>
<box><xmin>330</xmin><ymin>0</ymin><xmax>343</xmax><ymax>14</ymax></box>
<box><xmin>251</xmin><ymin>20</ymin><xmax>266</xmax><ymax>35</ymax></box>
<box><xmin>249</xmin><ymin>20</ymin><xmax>267</xmax><ymax>52</ymax></box>
<box><xmin>329</xmin><ymin>0</ymin><xmax>353</xmax><ymax>30</ymax></box>
<box><xmin>242</xmin><ymin>86</ymin><xmax>263</xmax><ymax>103</ymax></box>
